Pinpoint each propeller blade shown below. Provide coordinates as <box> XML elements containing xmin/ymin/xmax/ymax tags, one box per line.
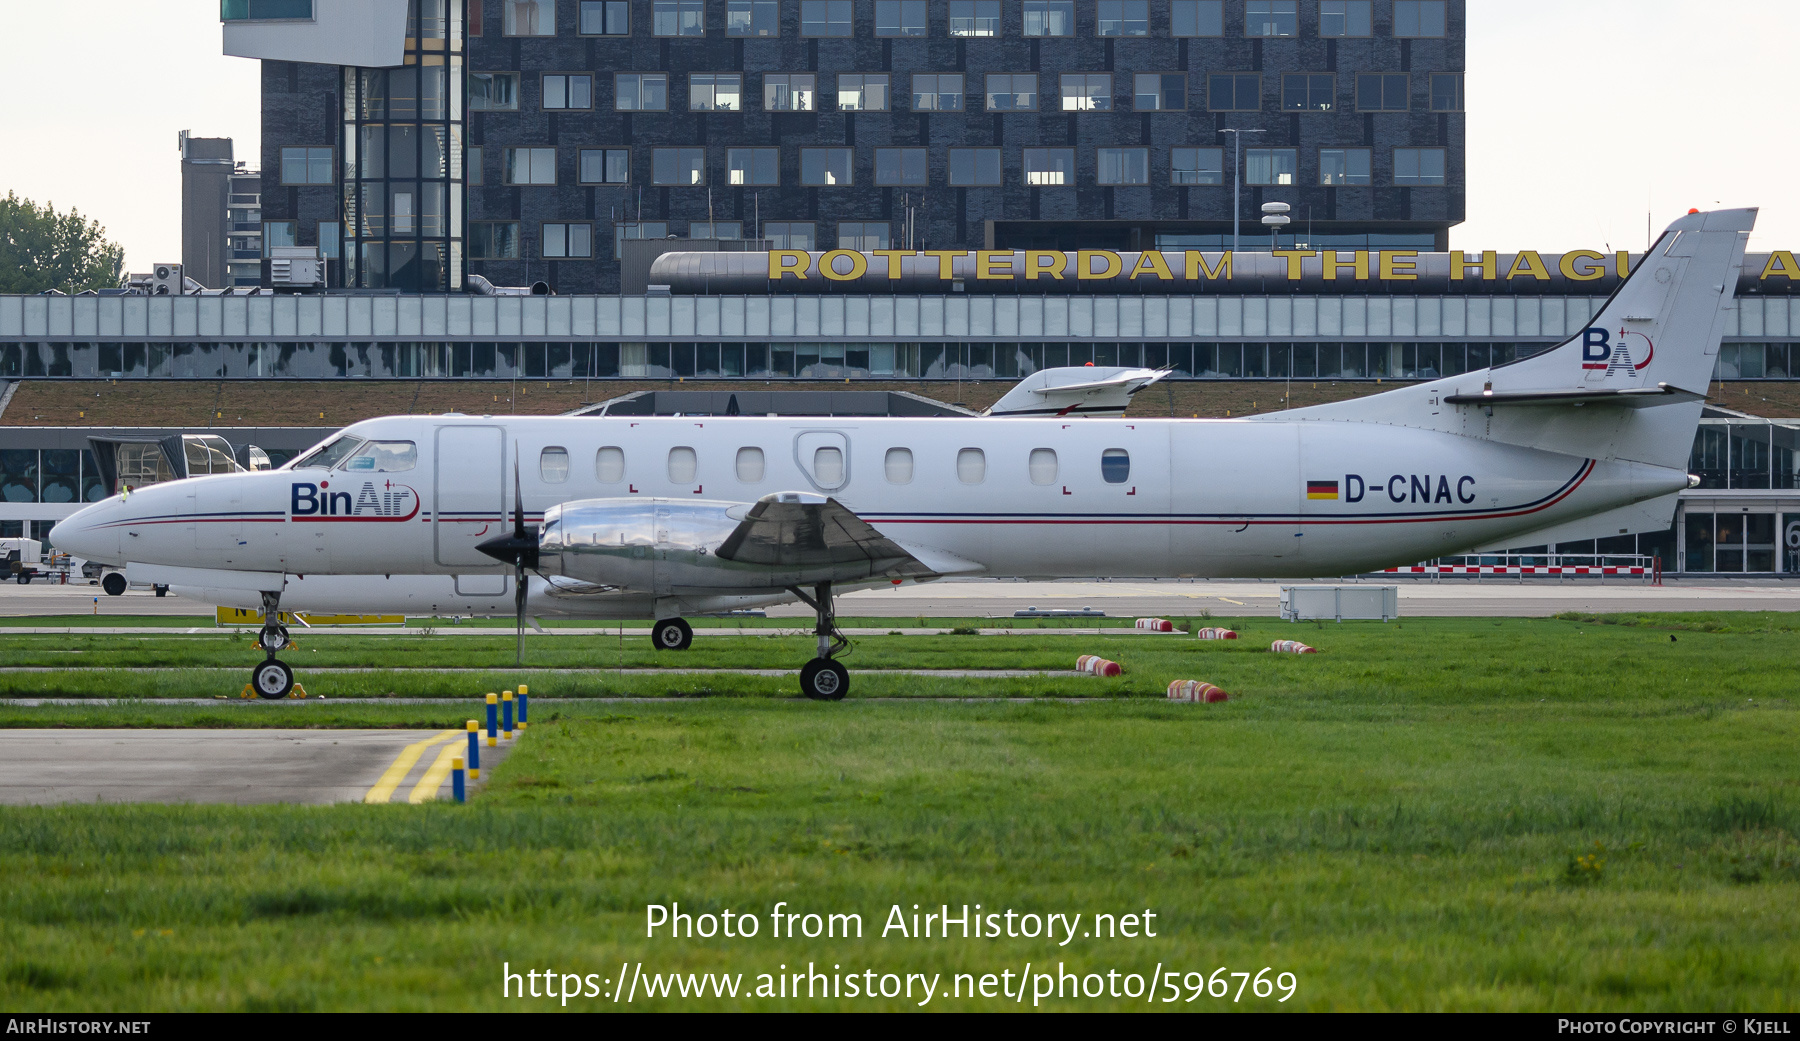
<box><xmin>515</xmin><ymin>564</ymin><xmax>527</xmax><ymax>665</ymax></box>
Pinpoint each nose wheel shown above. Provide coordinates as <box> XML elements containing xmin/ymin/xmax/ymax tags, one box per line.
<box><xmin>248</xmin><ymin>590</ymin><xmax>295</xmax><ymax>700</ymax></box>
<box><xmin>790</xmin><ymin>581</ymin><xmax>850</xmax><ymax>701</ymax></box>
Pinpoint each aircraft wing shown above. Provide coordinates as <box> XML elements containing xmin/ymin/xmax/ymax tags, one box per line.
<box><xmin>715</xmin><ymin>492</ymin><xmax>970</xmax><ymax>577</ymax></box>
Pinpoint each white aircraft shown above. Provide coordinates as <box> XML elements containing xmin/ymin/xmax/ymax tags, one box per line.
<box><xmin>53</xmin><ymin>208</ymin><xmax>1754</xmax><ymax>701</ymax></box>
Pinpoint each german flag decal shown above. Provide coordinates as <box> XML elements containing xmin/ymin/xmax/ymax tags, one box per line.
<box><xmin>1306</xmin><ymin>480</ymin><xmax>1339</xmax><ymax>500</ymax></box>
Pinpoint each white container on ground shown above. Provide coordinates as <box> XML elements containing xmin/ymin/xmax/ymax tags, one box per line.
<box><xmin>1280</xmin><ymin>585</ymin><xmax>1398</xmax><ymax>622</ymax></box>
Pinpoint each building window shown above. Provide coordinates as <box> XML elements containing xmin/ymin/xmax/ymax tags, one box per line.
<box><xmin>317</xmin><ymin>220</ymin><xmax>342</xmax><ymax>260</ymax></box>
<box><xmin>579</xmin><ymin>147</ymin><xmax>631</xmax><ymax>184</ymax></box>
<box><xmin>839</xmin><ymin>222</ymin><xmax>890</xmax><ymax>250</ymax></box>
<box><xmin>875</xmin><ymin>0</ymin><xmax>926</xmax><ymax>36</ymax></box>
<box><xmin>543</xmin><ymin>73</ymin><xmax>594</xmax><ymax>109</ymax></box>
<box><xmin>1060</xmin><ymin>73</ymin><xmax>1112</xmax><ymax>111</ymax></box>
<box><xmin>470</xmin><ymin>72</ymin><xmax>520</xmax><ymax>111</ymax></box>
<box><xmin>690</xmin><ymin>73</ymin><xmax>743</xmax><ymax>111</ymax></box>
<box><xmin>579</xmin><ymin>0</ymin><xmax>629</xmax><ymax>33</ymax></box>
<box><xmin>986</xmin><ymin>73</ymin><xmax>1038</xmax><ymax>111</ymax></box>
<box><xmin>1097</xmin><ymin>0</ymin><xmax>1148</xmax><ymax>36</ymax></box>
<box><xmin>262</xmin><ymin>221</ymin><xmax>297</xmax><ymax>257</ymax></box>
<box><xmin>652</xmin><ymin>0</ymin><xmax>705</xmax><ymax>34</ymax></box>
<box><xmin>1023</xmin><ymin>0</ymin><xmax>1073</xmax><ymax>36</ymax></box>
<box><xmin>949</xmin><ymin>147</ymin><xmax>1001</xmax><ymax>186</ymax></box>
<box><xmin>1394</xmin><ymin>0</ymin><xmax>1446</xmax><ymax>38</ymax></box>
<box><xmin>1319</xmin><ymin>147</ymin><xmax>1371</xmax><ymax>186</ymax></box>
<box><xmin>1245</xmin><ymin>147</ymin><xmax>1297</xmax><ymax>185</ymax></box>
<box><xmin>615</xmin><ymin>221</ymin><xmax>669</xmax><ymax>257</ymax></box>
<box><xmin>801</xmin><ymin>147</ymin><xmax>853</xmax><ymax>186</ymax></box>
<box><xmin>1171</xmin><ymin>146</ymin><xmax>1223</xmax><ymax>185</ymax></box>
<box><xmin>948</xmin><ymin>0</ymin><xmax>1000</xmax><ymax>36</ymax></box>
<box><xmin>504</xmin><ymin>147</ymin><xmax>557</xmax><ymax>185</ymax></box>
<box><xmin>466</xmin><ymin>147</ymin><xmax>485</xmax><ymax>185</ymax></box>
<box><xmin>1097</xmin><ymin>147</ymin><xmax>1149</xmax><ymax>185</ymax></box>
<box><xmin>1281</xmin><ymin>73</ymin><xmax>1334</xmax><ymax>112</ymax></box>
<box><xmin>727</xmin><ymin>146</ymin><xmax>779</xmax><ymax>185</ymax></box>
<box><xmin>616</xmin><ymin>73</ymin><xmax>670</xmax><ymax>111</ymax></box>
<box><xmin>280</xmin><ymin>147</ymin><xmax>333</xmax><ymax>185</ymax></box>
<box><xmin>1171</xmin><ymin>0</ymin><xmax>1222</xmax><ymax>35</ymax></box>
<box><xmin>691</xmin><ymin>221</ymin><xmax>742</xmax><ymax>239</ymax></box>
<box><xmin>1134</xmin><ymin>73</ymin><xmax>1184</xmax><ymax>111</ymax></box>
<box><xmin>764</xmin><ymin>73</ymin><xmax>816</xmax><ymax>111</ymax></box>
<box><xmin>542</xmin><ymin>224</ymin><xmax>593</xmax><ymax>258</ymax></box>
<box><xmin>838</xmin><ymin>73</ymin><xmax>890</xmax><ymax>111</ymax></box>
<box><xmin>652</xmin><ymin>147</ymin><xmax>707</xmax><ymax>185</ymax></box>
<box><xmin>471</xmin><ymin>222</ymin><xmax>522</xmax><ymax>259</ymax></box>
<box><xmin>1318</xmin><ymin>0</ymin><xmax>1370</xmax><ymax>36</ymax></box>
<box><xmin>1430</xmin><ymin>73</ymin><xmax>1464</xmax><ymax>112</ymax></box>
<box><xmin>801</xmin><ymin>0</ymin><xmax>852</xmax><ymax>36</ymax></box>
<box><xmin>1356</xmin><ymin>73</ymin><xmax>1408</xmax><ymax>112</ymax></box>
<box><xmin>875</xmin><ymin>147</ymin><xmax>928</xmax><ymax>185</ymax></box>
<box><xmin>727</xmin><ymin>0</ymin><xmax>778</xmax><ymax>35</ymax></box>
<box><xmin>1207</xmin><ymin>73</ymin><xmax>1259</xmax><ymax>111</ymax></box>
<box><xmin>1245</xmin><ymin>0</ymin><xmax>1296</xmax><ymax>37</ymax></box>
<box><xmin>1394</xmin><ymin>147</ymin><xmax>1446</xmax><ymax>186</ymax></box>
<box><xmin>220</xmin><ymin>0</ymin><xmax>313</xmax><ymax>20</ymax></box>
<box><xmin>503</xmin><ymin>0</ymin><xmax>556</xmax><ymax>35</ymax></box>
<box><xmin>913</xmin><ymin>74</ymin><xmax>965</xmax><ymax>111</ymax></box>
<box><xmin>1023</xmin><ymin>147</ymin><xmax>1075</xmax><ymax>186</ymax></box>
<box><xmin>765</xmin><ymin>222</ymin><xmax>816</xmax><ymax>249</ymax></box>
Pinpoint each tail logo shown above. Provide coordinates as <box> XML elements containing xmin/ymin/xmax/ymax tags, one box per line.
<box><xmin>1579</xmin><ymin>327</ymin><xmax>1655</xmax><ymax>375</ymax></box>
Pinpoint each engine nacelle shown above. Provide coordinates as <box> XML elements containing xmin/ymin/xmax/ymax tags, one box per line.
<box><xmin>539</xmin><ymin>498</ymin><xmax>752</xmax><ymax>593</ymax></box>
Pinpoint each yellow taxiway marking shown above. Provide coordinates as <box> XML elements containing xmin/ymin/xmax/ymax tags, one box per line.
<box><xmin>407</xmin><ymin>740</ymin><xmax>466</xmax><ymax>804</ymax></box>
<box><xmin>364</xmin><ymin>731</ymin><xmax>459</xmax><ymax>804</ymax></box>
<box><xmin>1217</xmin><ymin>597</ymin><xmax>1247</xmax><ymax>606</ymax></box>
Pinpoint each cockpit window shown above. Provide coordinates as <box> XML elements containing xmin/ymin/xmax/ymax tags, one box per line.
<box><xmin>342</xmin><ymin>441</ymin><xmax>419</xmax><ymax>473</ymax></box>
<box><xmin>292</xmin><ymin>436</ymin><xmax>365</xmax><ymax>470</ymax></box>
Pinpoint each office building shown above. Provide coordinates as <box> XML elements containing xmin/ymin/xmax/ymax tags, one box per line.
<box><xmin>179</xmin><ymin>133</ymin><xmax>265</xmax><ymax>290</ymax></box>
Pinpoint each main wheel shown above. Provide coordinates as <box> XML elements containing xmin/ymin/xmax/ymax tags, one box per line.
<box><xmin>153</xmin><ymin>584</ymin><xmax>168</xmax><ymax>598</ymax></box>
<box><xmin>102</xmin><ymin>572</ymin><xmax>127</xmax><ymax>596</ymax></box>
<box><xmin>799</xmin><ymin>658</ymin><xmax>849</xmax><ymax>702</ymax></box>
<box><xmin>252</xmin><ymin>659</ymin><xmax>295</xmax><ymax>700</ymax></box>
<box><xmin>652</xmin><ymin>617</ymin><xmax>693</xmax><ymax>651</ymax></box>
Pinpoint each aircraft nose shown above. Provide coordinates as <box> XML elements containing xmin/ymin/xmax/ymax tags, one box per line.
<box><xmin>50</xmin><ymin>502</ymin><xmax>122</xmax><ymax>565</ymax></box>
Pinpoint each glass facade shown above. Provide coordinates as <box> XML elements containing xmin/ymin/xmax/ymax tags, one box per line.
<box><xmin>340</xmin><ymin>0</ymin><xmax>466</xmax><ymax>291</ymax></box>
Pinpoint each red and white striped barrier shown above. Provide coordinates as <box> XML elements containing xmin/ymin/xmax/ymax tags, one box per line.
<box><xmin>1382</xmin><ymin>566</ymin><xmax>1649</xmax><ymax>576</ymax></box>
<box><xmin>1167</xmin><ymin>680</ymin><xmax>1228</xmax><ymax>703</ymax></box>
<box><xmin>1077</xmin><ymin>655</ymin><xmax>1123</xmax><ymax>677</ymax></box>
<box><xmin>1135</xmin><ymin>618</ymin><xmax>1175</xmax><ymax>632</ymax></box>
<box><xmin>1271</xmin><ymin>640</ymin><xmax>1317</xmax><ymax>655</ymax></box>
<box><xmin>1195</xmin><ymin>628</ymin><xmax>1238</xmax><ymax>640</ymax></box>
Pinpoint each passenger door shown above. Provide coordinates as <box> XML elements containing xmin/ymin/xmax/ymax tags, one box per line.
<box><xmin>434</xmin><ymin>425</ymin><xmax>506</xmax><ymax>567</ymax></box>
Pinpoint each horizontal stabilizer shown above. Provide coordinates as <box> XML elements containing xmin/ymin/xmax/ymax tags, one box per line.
<box><xmin>716</xmin><ymin>492</ymin><xmax>979</xmax><ymax>577</ymax></box>
<box><xmin>1442</xmin><ymin>383</ymin><xmax>1706</xmax><ymax>409</ymax></box>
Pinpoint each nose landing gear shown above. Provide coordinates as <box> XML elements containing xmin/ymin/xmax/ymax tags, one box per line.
<box><xmin>790</xmin><ymin>581</ymin><xmax>849</xmax><ymax>701</ymax></box>
<box><xmin>250</xmin><ymin>590</ymin><xmax>294</xmax><ymax>700</ymax></box>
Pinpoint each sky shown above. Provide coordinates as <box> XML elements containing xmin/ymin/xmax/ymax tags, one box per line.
<box><xmin>0</xmin><ymin>0</ymin><xmax>1794</xmax><ymax>273</ymax></box>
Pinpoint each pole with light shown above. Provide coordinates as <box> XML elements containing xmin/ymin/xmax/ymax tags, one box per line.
<box><xmin>1222</xmin><ymin>128</ymin><xmax>1266</xmax><ymax>253</ymax></box>
<box><xmin>1261</xmin><ymin>202</ymin><xmax>1291</xmax><ymax>250</ymax></box>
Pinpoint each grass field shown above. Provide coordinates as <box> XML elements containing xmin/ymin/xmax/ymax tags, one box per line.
<box><xmin>0</xmin><ymin>614</ymin><xmax>1796</xmax><ymax>1011</ymax></box>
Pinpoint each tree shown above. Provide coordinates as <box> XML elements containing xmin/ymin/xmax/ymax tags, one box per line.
<box><xmin>0</xmin><ymin>192</ymin><xmax>126</xmax><ymax>295</ymax></box>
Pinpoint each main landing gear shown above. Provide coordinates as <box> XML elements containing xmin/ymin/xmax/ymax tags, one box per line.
<box><xmin>251</xmin><ymin>590</ymin><xmax>294</xmax><ymax>700</ymax></box>
<box><xmin>789</xmin><ymin>581</ymin><xmax>849</xmax><ymax>702</ymax></box>
<box><xmin>652</xmin><ymin>617</ymin><xmax>693</xmax><ymax>651</ymax></box>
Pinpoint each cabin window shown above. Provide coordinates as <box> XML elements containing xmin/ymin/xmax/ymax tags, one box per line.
<box><xmin>957</xmin><ymin>448</ymin><xmax>986</xmax><ymax>484</ymax></box>
<box><xmin>884</xmin><ymin>447</ymin><xmax>913</xmax><ymax>484</ymax></box>
<box><xmin>736</xmin><ymin>446</ymin><xmax>765</xmax><ymax>482</ymax></box>
<box><xmin>595</xmin><ymin>445</ymin><xmax>625</xmax><ymax>483</ymax></box>
<box><xmin>1101</xmin><ymin>448</ymin><xmax>1130</xmax><ymax>484</ymax></box>
<box><xmin>1028</xmin><ymin>448</ymin><xmax>1058</xmax><ymax>485</ymax></box>
<box><xmin>668</xmin><ymin>446</ymin><xmax>697</xmax><ymax>483</ymax></box>
<box><xmin>539</xmin><ymin>446</ymin><xmax>569</xmax><ymax>483</ymax></box>
<box><xmin>813</xmin><ymin>446</ymin><xmax>844</xmax><ymax>487</ymax></box>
